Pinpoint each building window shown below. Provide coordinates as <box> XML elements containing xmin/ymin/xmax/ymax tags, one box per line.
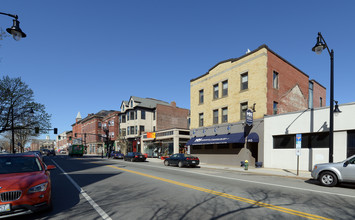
<box><xmin>153</xmin><ymin>111</ymin><xmax>156</xmax><ymax>120</ymax></box>
<box><xmin>273</xmin><ymin>135</ymin><xmax>295</xmax><ymax>149</ymax></box>
<box><xmin>222</xmin><ymin>80</ymin><xmax>228</xmax><ymax>97</ymax></box>
<box><xmin>130</xmin><ymin>111</ymin><xmax>135</xmax><ymax>120</ymax></box>
<box><xmin>213</xmin><ymin>109</ymin><xmax>218</xmax><ymax>124</ymax></box>
<box><xmin>109</xmin><ymin>120</ymin><xmax>114</xmax><ymax>126</ymax></box>
<box><xmin>98</xmin><ymin>122</ymin><xmax>102</xmax><ymax>128</ymax></box>
<box><xmin>273</xmin><ymin>102</ymin><xmax>278</xmax><ymax>115</ymax></box>
<box><xmin>213</xmin><ymin>84</ymin><xmax>219</xmax><ymax>99</ymax></box>
<box><xmin>199</xmin><ymin>89</ymin><xmax>204</xmax><ymax>104</ymax></box>
<box><xmin>153</xmin><ymin>126</ymin><xmax>156</xmax><ymax>132</ymax></box>
<box><xmin>199</xmin><ymin>113</ymin><xmax>204</xmax><ymax>127</ymax></box>
<box><xmin>240</xmin><ymin>102</ymin><xmax>248</xmax><ymax>120</ymax></box>
<box><xmin>141</xmin><ymin>110</ymin><xmax>146</xmax><ymax>120</ymax></box>
<box><xmin>122</xmin><ymin>128</ymin><xmax>126</xmax><ymax>136</ymax></box>
<box><xmin>140</xmin><ymin>126</ymin><xmax>145</xmax><ymax>134</ymax></box>
<box><xmin>130</xmin><ymin>101</ymin><xmax>133</xmax><ymax>107</ymax></box>
<box><xmin>121</xmin><ymin>115</ymin><xmax>126</xmax><ymax>123</ymax></box>
<box><xmin>110</xmin><ymin>132</ymin><xmax>114</xmax><ymax>138</ymax></box>
<box><xmin>130</xmin><ymin>126</ymin><xmax>134</xmax><ymax>135</ymax></box>
<box><xmin>273</xmin><ymin>71</ymin><xmax>279</xmax><ymax>89</ymax></box>
<box><xmin>320</xmin><ymin>97</ymin><xmax>323</xmax><ymax>107</ymax></box>
<box><xmin>127</xmin><ymin>112</ymin><xmax>130</xmax><ymax>121</ymax></box>
<box><xmin>222</xmin><ymin>107</ymin><xmax>228</xmax><ymax>123</ymax></box>
<box><xmin>135</xmin><ymin>126</ymin><xmax>137</xmax><ymax>134</ymax></box>
<box><xmin>127</xmin><ymin>127</ymin><xmax>130</xmax><ymax>135</ymax></box>
<box><xmin>301</xmin><ymin>132</ymin><xmax>329</xmax><ymax>149</ymax></box>
<box><xmin>241</xmin><ymin>73</ymin><xmax>248</xmax><ymax>90</ymax></box>
<box><xmin>309</xmin><ymin>82</ymin><xmax>314</xmax><ymax>109</ymax></box>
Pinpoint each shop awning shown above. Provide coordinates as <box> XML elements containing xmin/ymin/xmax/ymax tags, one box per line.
<box><xmin>186</xmin><ymin>132</ymin><xmax>259</xmax><ymax>145</ymax></box>
<box><xmin>246</xmin><ymin>132</ymin><xmax>259</xmax><ymax>143</ymax></box>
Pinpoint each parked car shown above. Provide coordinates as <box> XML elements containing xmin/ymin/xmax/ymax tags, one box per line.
<box><xmin>40</xmin><ymin>149</ymin><xmax>49</xmax><ymax>155</ymax></box>
<box><xmin>0</xmin><ymin>153</ymin><xmax>56</xmax><ymax>218</ymax></box>
<box><xmin>164</xmin><ymin>153</ymin><xmax>200</xmax><ymax>168</ymax></box>
<box><xmin>124</xmin><ymin>152</ymin><xmax>147</xmax><ymax>162</ymax></box>
<box><xmin>59</xmin><ymin>150</ymin><xmax>67</xmax><ymax>154</ymax></box>
<box><xmin>47</xmin><ymin>150</ymin><xmax>56</xmax><ymax>156</ymax></box>
<box><xmin>27</xmin><ymin>151</ymin><xmax>43</xmax><ymax>161</ymax></box>
<box><xmin>111</xmin><ymin>151</ymin><xmax>124</xmax><ymax>159</ymax></box>
<box><xmin>311</xmin><ymin>154</ymin><xmax>355</xmax><ymax>187</ymax></box>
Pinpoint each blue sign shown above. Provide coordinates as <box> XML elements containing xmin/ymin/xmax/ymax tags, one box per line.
<box><xmin>246</xmin><ymin>109</ymin><xmax>253</xmax><ymax>126</ymax></box>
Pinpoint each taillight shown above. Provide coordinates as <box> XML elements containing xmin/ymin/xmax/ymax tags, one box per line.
<box><xmin>135</xmin><ymin>156</ymin><xmax>138</xmax><ymax>158</ymax></box>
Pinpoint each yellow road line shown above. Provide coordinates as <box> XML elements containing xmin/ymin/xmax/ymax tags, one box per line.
<box><xmin>97</xmin><ymin>163</ymin><xmax>332</xmax><ymax>220</ymax></box>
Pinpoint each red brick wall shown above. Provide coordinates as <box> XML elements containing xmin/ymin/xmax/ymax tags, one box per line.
<box><xmin>267</xmin><ymin>51</ymin><xmax>309</xmax><ymax>114</ymax></box>
<box><xmin>82</xmin><ymin>118</ymin><xmax>102</xmax><ymax>143</ymax></box>
<box><xmin>156</xmin><ymin>103</ymin><xmax>189</xmax><ymax>130</ymax></box>
<box><xmin>311</xmin><ymin>80</ymin><xmax>326</xmax><ymax>108</ymax></box>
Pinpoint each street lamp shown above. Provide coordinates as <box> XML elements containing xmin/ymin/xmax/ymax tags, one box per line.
<box><xmin>312</xmin><ymin>32</ymin><xmax>335</xmax><ymax>162</ymax></box>
<box><xmin>0</xmin><ymin>12</ymin><xmax>27</xmax><ymax>41</ymax></box>
<box><xmin>11</xmin><ymin>107</ymin><xmax>34</xmax><ymax>153</ymax></box>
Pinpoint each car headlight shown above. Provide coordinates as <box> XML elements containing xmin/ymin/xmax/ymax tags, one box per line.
<box><xmin>28</xmin><ymin>182</ymin><xmax>48</xmax><ymax>194</ymax></box>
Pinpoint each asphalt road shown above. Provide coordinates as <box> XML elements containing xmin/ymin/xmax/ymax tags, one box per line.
<box><xmin>9</xmin><ymin>155</ymin><xmax>355</xmax><ymax>220</ymax></box>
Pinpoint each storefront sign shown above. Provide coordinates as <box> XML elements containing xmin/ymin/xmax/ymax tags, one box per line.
<box><xmin>246</xmin><ymin>109</ymin><xmax>253</xmax><ymax>126</ymax></box>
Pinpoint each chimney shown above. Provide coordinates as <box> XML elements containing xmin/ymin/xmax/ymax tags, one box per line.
<box><xmin>171</xmin><ymin>101</ymin><xmax>176</xmax><ymax>107</ymax></box>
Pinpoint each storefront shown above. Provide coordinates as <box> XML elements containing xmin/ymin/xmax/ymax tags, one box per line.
<box><xmin>141</xmin><ymin>129</ymin><xmax>190</xmax><ymax>158</ymax></box>
<box><xmin>187</xmin><ymin>119</ymin><xmax>264</xmax><ymax>166</ymax></box>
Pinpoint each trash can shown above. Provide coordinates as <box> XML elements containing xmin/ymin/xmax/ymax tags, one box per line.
<box><xmin>255</xmin><ymin>162</ymin><xmax>263</xmax><ymax>168</ymax></box>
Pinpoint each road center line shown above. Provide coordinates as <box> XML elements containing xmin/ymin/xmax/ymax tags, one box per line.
<box><xmin>127</xmin><ymin>161</ymin><xmax>355</xmax><ymax>199</ymax></box>
<box><xmin>51</xmin><ymin>160</ymin><xmax>112</xmax><ymax>220</ymax></box>
<box><xmin>99</xmin><ymin>162</ymin><xmax>331</xmax><ymax>220</ymax></box>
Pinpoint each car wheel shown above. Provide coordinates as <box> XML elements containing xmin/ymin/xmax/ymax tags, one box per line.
<box><xmin>178</xmin><ymin>161</ymin><xmax>183</xmax><ymax>168</ymax></box>
<box><xmin>319</xmin><ymin>171</ymin><xmax>338</xmax><ymax>187</ymax></box>
<box><xmin>164</xmin><ymin>160</ymin><xmax>169</xmax><ymax>166</ymax></box>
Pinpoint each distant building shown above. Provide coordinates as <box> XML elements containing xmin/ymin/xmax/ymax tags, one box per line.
<box><xmin>30</xmin><ymin>138</ymin><xmax>55</xmax><ymax>151</ymax></box>
<box><xmin>119</xmin><ymin>96</ymin><xmax>189</xmax><ymax>155</ymax></box>
<box><xmin>72</xmin><ymin>110</ymin><xmax>119</xmax><ymax>154</ymax></box>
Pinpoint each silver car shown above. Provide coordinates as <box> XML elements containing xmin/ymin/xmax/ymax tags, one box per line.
<box><xmin>311</xmin><ymin>155</ymin><xmax>355</xmax><ymax>187</ymax></box>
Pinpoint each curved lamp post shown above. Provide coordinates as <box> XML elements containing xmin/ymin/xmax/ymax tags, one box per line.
<box><xmin>312</xmin><ymin>32</ymin><xmax>337</xmax><ymax>162</ymax></box>
<box><xmin>0</xmin><ymin>12</ymin><xmax>27</xmax><ymax>41</ymax></box>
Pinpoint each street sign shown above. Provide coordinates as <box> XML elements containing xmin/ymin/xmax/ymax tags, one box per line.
<box><xmin>246</xmin><ymin>109</ymin><xmax>253</xmax><ymax>126</ymax></box>
<box><xmin>295</xmin><ymin>134</ymin><xmax>302</xmax><ymax>176</ymax></box>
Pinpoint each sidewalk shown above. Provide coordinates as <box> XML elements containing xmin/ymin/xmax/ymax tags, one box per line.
<box><xmin>145</xmin><ymin>158</ymin><xmax>312</xmax><ymax>179</ymax></box>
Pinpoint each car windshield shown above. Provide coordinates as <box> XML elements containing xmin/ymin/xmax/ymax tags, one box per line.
<box><xmin>0</xmin><ymin>156</ymin><xmax>43</xmax><ymax>174</ymax></box>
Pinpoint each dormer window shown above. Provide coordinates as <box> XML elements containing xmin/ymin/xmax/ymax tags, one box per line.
<box><xmin>130</xmin><ymin>101</ymin><xmax>133</xmax><ymax>107</ymax></box>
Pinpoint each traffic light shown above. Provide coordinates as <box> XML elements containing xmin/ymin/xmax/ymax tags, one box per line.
<box><xmin>58</xmin><ymin>135</ymin><xmax>61</xmax><ymax>140</ymax></box>
<box><xmin>69</xmin><ymin>136</ymin><xmax>72</xmax><ymax>140</ymax></box>
<box><xmin>35</xmin><ymin>127</ymin><xmax>39</xmax><ymax>134</ymax></box>
<box><xmin>54</xmin><ymin>128</ymin><xmax>58</xmax><ymax>134</ymax></box>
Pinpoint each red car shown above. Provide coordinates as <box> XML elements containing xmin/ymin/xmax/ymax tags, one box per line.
<box><xmin>0</xmin><ymin>153</ymin><xmax>56</xmax><ymax>218</ymax></box>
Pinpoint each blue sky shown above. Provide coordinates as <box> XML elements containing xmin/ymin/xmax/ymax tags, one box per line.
<box><xmin>1</xmin><ymin>1</ymin><xmax>354</xmax><ymax>140</ymax></box>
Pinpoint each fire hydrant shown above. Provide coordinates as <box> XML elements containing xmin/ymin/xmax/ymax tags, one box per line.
<box><xmin>244</xmin><ymin>160</ymin><xmax>249</xmax><ymax>170</ymax></box>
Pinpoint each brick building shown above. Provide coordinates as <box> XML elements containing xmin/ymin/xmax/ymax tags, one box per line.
<box><xmin>188</xmin><ymin>44</ymin><xmax>326</xmax><ymax>166</ymax></box>
<box><xmin>72</xmin><ymin>110</ymin><xmax>119</xmax><ymax>154</ymax></box>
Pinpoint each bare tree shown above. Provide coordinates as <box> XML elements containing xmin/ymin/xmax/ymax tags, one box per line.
<box><xmin>115</xmin><ymin>133</ymin><xmax>130</xmax><ymax>155</ymax></box>
<box><xmin>0</xmin><ymin>76</ymin><xmax>51</xmax><ymax>150</ymax></box>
